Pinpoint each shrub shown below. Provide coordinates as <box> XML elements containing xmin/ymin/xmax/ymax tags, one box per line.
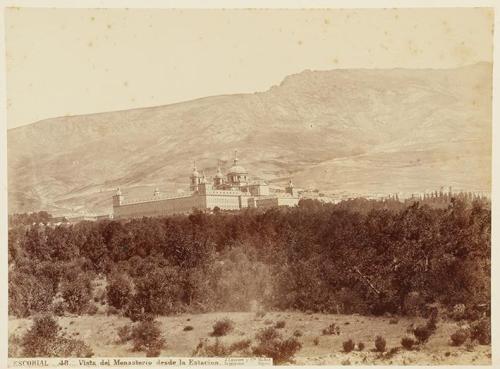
<box><xmin>117</xmin><ymin>325</ymin><xmax>132</xmax><ymax>344</ymax></box>
<box><xmin>212</xmin><ymin>318</ymin><xmax>234</xmax><ymax>337</ymax></box>
<box><xmin>401</xmin><ymin>336</ymin><xmax>416</xmax><ymax>350</ymax></box>
<box><xmin>8</xmin><ymin>334</ymin><xmax>22</xmax><ymax>358</ymax></box>
<box><xmin>275</xmin><ymin>320</ymin><xmax>286</xmax><ymax>329</ymax></box>
<box><xmin>21</xmin><ymin>315</ymin><xmax>93</xmax><ymax>357</ymax></box>
<box><xmin>106</xmin><ymin>273</ymin><xmax>133</xmax><ymax>310</ymax></box>
<box><xmin>322</xmin><ymin>323</ymin><xmax>340</xmax><ymax>335</ymax></box>
<box><xmin>9</xmin><ymin>272</ymin><xmax>54</xmax><ymax>317</ymax></box>
<box><xmin>384</xmin><ymin>347</ymin><xmax>400</xmax><ymax>359</ymax></box>
<box><xmin>54</xmin><ymin>338</ymin><xmax>94</xmax><ymax>357</ymax></box>
<box><xmin>450</xmin><ymin>329</ymin><xmax>468</xmax><ymax>346</ymax></box>
<box><xmin>193</xmin><ymin>338</ymin><xmax>232</xmax><ymax>357</ymax></box>
<box><xmin>426</xmin><ymin>314</ymin><xmax>438</xmax><ymax>332</ymax></box>
<box><xmin>183</xmin><ymin>325</ymin><xmax>194</xmax><ymax>332</ymax></box>
<box><xmin>256</xmin><ymin>327</ymin><xmax>281</xmax><ymax>343</ymax></box>
<box><xmin>374</xmin><ymin>336</ymin><xmax>386</xmax><ymax>352</ymax></box>
<box><xmin>413</xmin><ymin>325</ymin><xmax>432</xmax><ymax>344</ymax></box>
<box><xmin>342</xmin><ymin>339</ymin><xmax>355</xmax><ymax>353</ymax></box>
<box><xmin>389</xmin><ymin>318</ymin><xmax>399</xmax><ymax>324</ymax></box>
<box><xmin>252</xmin><ymin>330</ymin><xmax>302</xmax><ymax>365</ymax></box>
<box><xmin>357</xmin><ymin>342</ymin><xmax>365</xmax><ymax>351</ymax></box>
<box><xmin>131</xmin><ymin>320</ymin><xmax>165</xmax><ymax>354</ymax></box>
<box><xmin>470</xmin><ymin>319</ymin><xmax>491</xmax><ymax>345</ymax></box>
<box><xmin>293</xmin><ymin>330</ymin><xmax>302</xmax><ymax>337</ymax></box>
<box><xmin>313</xmin><ymin>337</ymin><xmax>319</xmax><ymax>346</ymax></box>
<box><xmin>264</xmin><ymin>319</ymin><xmax>273</xmax><ymax>325</ymax></box>
<box><xmin>52</xmin><ymin>300</ymin><xmax>66</xmax><ymax>317</ymax></box>
<box><xmin>60</xmin><ymin>276</ymin><xmax>92</xmax><ymax>314</ymax></box>
<box><xmin>229</xmin><ymin>339</ymin><xmax>252</xmax><ymax>353</ymax></box>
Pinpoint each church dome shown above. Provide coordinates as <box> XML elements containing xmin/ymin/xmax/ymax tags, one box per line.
<box><xmin>228</xmin><ymin>164</ymin><xmax>247</xmax><ymax>174</ymax></box>
<box><xmin>227</xmin><ymin>150</ymin><xmax>247</xmax><ymax>174</ymax></box>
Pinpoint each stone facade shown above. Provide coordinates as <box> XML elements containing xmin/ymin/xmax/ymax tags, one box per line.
<box><xmin>113</xmin><ymin>153</ymin><xmax>300</xmax><ymax>219</ymax></box>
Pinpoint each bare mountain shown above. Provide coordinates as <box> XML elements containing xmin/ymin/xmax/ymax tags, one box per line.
<box><xmin>7</xmin><ymin>63</ymin><xmax>491</xmax><ymax>215</ymax></box>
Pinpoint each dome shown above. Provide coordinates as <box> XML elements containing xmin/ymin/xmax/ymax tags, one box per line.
<box><xmin>227</xmin><ymin>151</ymin><xmax>247</xmax><ymax>174</ymax></box>
<box><xmin>228</xmin><ymin>164</ymin><xmax>247</xmax><ymax>174</ymax></box>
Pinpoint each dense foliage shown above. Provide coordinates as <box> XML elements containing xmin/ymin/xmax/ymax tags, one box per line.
<box><xmin>8</xmin><ymin>197</ymin><xmax>490</xmax><ymax>318</ymax></box>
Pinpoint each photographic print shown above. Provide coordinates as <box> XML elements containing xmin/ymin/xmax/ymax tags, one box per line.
<box><xmin>3</xmin><ymin>4</ymin><xmax>494</xmax><ymax>367</ymax></box>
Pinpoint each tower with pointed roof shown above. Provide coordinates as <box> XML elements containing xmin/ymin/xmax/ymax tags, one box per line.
<box><xmin>214</xmin><ymin>160</ymin><xmax>224</xmax><ymax>187</ymax></box>
<box><xmin>190</xmin><ymin>161</ymin><xmax>202</xmax><ymax>192</ymax></box>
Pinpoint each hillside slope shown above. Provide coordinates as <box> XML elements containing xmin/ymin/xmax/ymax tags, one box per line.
<box><xmin>7</xmin><ymin>63</ymin><xmax>492</xmax><ymax>215</ymax></box>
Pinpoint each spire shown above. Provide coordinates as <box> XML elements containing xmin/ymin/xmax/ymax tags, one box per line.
<box><xmin>116</xmin><ymin>187</ymin><xmax>122</xmax><ymax>196</ymax></box>
<box><xmin>234</xmin><ymin>149</ymin><xmax>238</xmax><ymax>165</ymax></box>
<box><xmin>154</xmin><ymin>187</ymin><xmax>160</xmax><ymax>197</ymax></box>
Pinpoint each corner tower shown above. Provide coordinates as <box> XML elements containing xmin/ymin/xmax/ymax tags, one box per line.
<box><xmin>190</xmin><ymin>161</ymin><xmax>202</xmax><ymax>192</ymax></box>
<box><xmin>112</xmin><ymin>187</ymin><xmax>124</xmax><ymax>207</ymax></box>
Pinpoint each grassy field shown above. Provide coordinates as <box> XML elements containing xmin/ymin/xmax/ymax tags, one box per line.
<box><xmin>9</xmin><ymin>312</ymin><xmax>491</xmax><ymax>365</ymax></box>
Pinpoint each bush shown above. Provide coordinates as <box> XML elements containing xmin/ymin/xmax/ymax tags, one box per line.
<box><xmin>426</xmin><ymin>314</ymin><xmax>438</xmax><ymax>332</ymax></box>
<box><xmin>357</xmin><ymin>342</ymin><xmax>365</xmax><ymax>351</ymax></box>
<box><xmin>322</xmin><ymin>323</ymin><xmax>340</xmax><ymax>335</ymax></box>
<box><xmin>131</xmin><ymin>320</ymin><xmax>165</xmax><ymax>354</ymax></box>
<box><xmin>106</xmin><ymin>273</ymin><xmax>133</xmax><ymax>310</ymax></box>
<box><xmin>450</xmin><ymin>329</ymin><xmax>468</xmax><ymax>346</ymax></box>
<box><xmin>211</xmin><ymin>318</ymin><xmax>234</xmax><ymax>337</ymax></box>
<box><xmin>252</xmin><ymin>329</ymin><xmax>302</xmax><ymax>364</ymax></box>
<box><xmin>9</xmin><ymin>272</ymin><xmax>54</xmax><ymax>317</ymax></box>
<box><xmin>293</xmin><ymin>330</ymin><xmax>302</xmax><ymax>337</ymax></box>
<box><xmin>52</xmin><ymin>300</ymin><xmax>66</xmax><ymax>317</ymax></box>
<box><xmin>389</xmin><ymin>318</ymin><xmax>399</xmax><ymax>324</ymax></box>
<box><xmin>470</xmin><ymin>319</ymin><xmax>491</xmax><ymax>345</ymax></box>
<box><xmin>194</xmin><ymin>338</ymin><xmax>231</xmax><ymax>357</ymax></box>
<box><xmin>229</xmin><ymin>339</ymin><xmax>252</xmax><ymax>353</ymax></box>
<box><xmin>413</xmin><ymin>325</ymin><xmax>433</xmax><ymax>344</ymax></box>
<box><xmin>313</xmin><ymin>337</ymin><xmax>319</xmax><ymax>346</ymax></box>
<box><xmin>21</xmin><ymin>315</ymin><xmax>93</xmax><ymax>357</ymax></box>
<box><xmin>183</xmin><ymin>325</ymin><xmax>194</xmax><ymax>332</ymax></box>
<box><xmin>401</xmin><ymin>336</ymin><xmax>416</xmax><ymax>350</ymax></box>
<box><xmin>342</xmin><ymin>339</ymin><xmax>355</xmax><ymax>353</ymax></box>
<box><xmin>60</xmin><ymin>276</ymin><xmax>92</xmax><ymax>314</ymax></box>
<box><xmin>275</xmin><ymin>320</ymin><xmax>286</xmax><ymax>329</ymax></box>
<box><xmin>117</xmin><ymin>325</ymin><xmax>132</xmax><ymax>344</ymax></box>
<box><xmin>374</xmin><ymin>336</ymin><xmax>386</xmax><ymax>352</ymax></box>
<box><xmin>8</xmin><ymin>334</ymin><xmax>23</xmax><ymax>358</ymax></box>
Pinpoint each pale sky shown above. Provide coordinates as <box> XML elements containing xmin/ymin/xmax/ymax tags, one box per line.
<box><xmin>5</xmin><ymin>7</ymin><xmax>493</xmax><ymax>129</ymax></box>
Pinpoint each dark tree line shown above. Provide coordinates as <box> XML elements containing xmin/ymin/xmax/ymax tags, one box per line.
<box><xmin>8</xmin><ymin>197</ymin><xmax>490</xmax><ymax>319</ymax></box>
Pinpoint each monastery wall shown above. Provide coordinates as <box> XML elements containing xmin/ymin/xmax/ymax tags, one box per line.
<box><xmin>114</xmin><ymin>194</ymin><xmax>205</xmax><ymax>219</ymax></box>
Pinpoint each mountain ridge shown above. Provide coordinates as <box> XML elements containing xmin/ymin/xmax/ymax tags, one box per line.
<box><xmin>7</xmin><ymin>63</ymin><xmax>492</xmax><ymax>215</ymax></box>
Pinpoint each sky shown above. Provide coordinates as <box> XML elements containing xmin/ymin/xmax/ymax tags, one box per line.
<box><xmin>5</xmin><ymin>7</ymin><xmax>494</xmax><ymax>129</ymax></box>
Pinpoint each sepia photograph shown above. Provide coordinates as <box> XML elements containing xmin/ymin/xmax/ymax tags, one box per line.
<box><xmin>1</xmin><ymin>2</ymin><xmax>496</xmax><ymax>367</ymax></box>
